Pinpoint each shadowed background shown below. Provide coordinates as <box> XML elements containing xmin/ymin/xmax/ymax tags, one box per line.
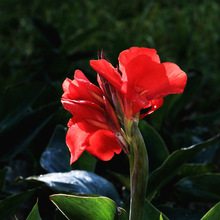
<box><xmin>0</xmin><ymin>0</ymin><xmax>220</xmax><ymax>219</ymax></box>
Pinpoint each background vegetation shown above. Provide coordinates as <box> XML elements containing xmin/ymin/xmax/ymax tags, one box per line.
<box><xmin>0</xmin><ymin>0</ymin><xmax>220</xmax><ymax>219</ymax></box>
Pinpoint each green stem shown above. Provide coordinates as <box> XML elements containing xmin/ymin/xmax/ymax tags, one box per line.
<box><xmin>128</xmin><ymin>122</ymin><xmax>148</xmax><ymax>220</ymax></box>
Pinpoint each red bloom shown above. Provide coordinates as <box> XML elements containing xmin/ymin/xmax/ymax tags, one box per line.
<box><xmin>62</xmin><ymin>47</ymin><xmax>187</xmax><ymax>163</ymax></box>
<box><xmin>90</xmin><ymin>47</ymin><xmax>187</xmax><ymax>118</ymax></box>
<box><xmin>61</xmin><ymin>70</ymin><xmax>122</xmax><ymax>164</ymax></box>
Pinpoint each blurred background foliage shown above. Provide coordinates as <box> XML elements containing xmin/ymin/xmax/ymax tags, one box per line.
<box><xmin>0</xmin><ymin>0</ymin><xmax>220</xmax><ymax>219</ymax></box>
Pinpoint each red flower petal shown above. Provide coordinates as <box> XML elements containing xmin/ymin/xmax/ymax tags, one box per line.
<box><xmin>61</xmin><ymin>100</ymin><xmax>108</xmax><ymax>126</ymax></box>
<box><xmin>86</xmin><ymin>130</ymin><xmax>122</xmax><ymax>161</ymax></box>
<box><xmin>74</xmin><ymin>69</ymin><xmax>89</xmax><ymax>81</ymax></box>
<box><xmin>90</xmin><ymin>59</ymin><xmax>122</xmax><ymax>90</ymax></box>
<box><xmin>121</xmin><ymin>55</ymin><xmax>187</xmax><ymax>102</ymax></box>
<box><xmin>119</xmin><ymin>47</ymin><xmax>160</xmax><ymax>78</ymax></box>
<box><xmin>63</xmin><ymin>70</ymin><xmax>103</xmax><ymax>105</ymax></box>
<box><xmin>66</xmin><ymin>124</ymin><xmax>89</xmax><ymax>164</ymax></box>
<box><xmin>139</xmin><ymin>98</ymin><xmax>164</xmax><ymax>119</ymax></box>
<box><xmin>62</xmin><ymin>78</ymin><xmax>72</xmax><ymax>93</ymax></box>
<box><xmin>162</xmin><ymin>62</ymin><xmax>187</xmax><ymax>95</ymax></box>
<box><xmin>103</xmin><ymin>96</ymin><xmax>121</xmax><ymax>130</ymax></box>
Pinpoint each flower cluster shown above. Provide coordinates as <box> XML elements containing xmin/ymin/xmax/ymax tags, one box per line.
<box><xmin>61</xmin><ymin>47</ymin><xmax>187</xmax><ymax>163</ymax></box>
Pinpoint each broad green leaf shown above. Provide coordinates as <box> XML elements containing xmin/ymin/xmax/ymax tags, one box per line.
<box><xmin>26</xmin><ymin>200</ymin><xmax>42</xmax><ymax>220</ymax></box>
<box><xmin>0</xmin><ymin>189</ymin><xmax>35</xmax><ymax>219</ymax></box>
<box><xmin>26</xmin><ymin>170</ymin><xmax>122</xmax><ymax>206</ymax></box>
<box><xmin>201</xmin><ymin>202</ymin><xmax>220</xmax><ymax>220</ymax></box>
<box><xmin>50</xmin><ymin>194</ymin><xmax>117</xmax><ymax>220</ymax></box>
<box><xmin>40</xmin><ymin>125</ymin><xmax>71</xmax><ymax>173</ymax></box>
<box><xmin>191</xmin><ymin>141</ymin><xmax>219</xmax><ymax>163</ymax></box>
<box><xmin>0</xmin><ymin>168</ymin><xmax>7</xmax><ymax>192</ymax></box>
<box><xmin>147</xmin><ymin>134</ymin><xmax>220</xmax><ymax>201</ymax></box>
<box><xmin>175</xmin><ymin>173</ymin><xmax>220</xmax><ymax>202</ymax></box>
<box><xmin>143</xmin><ymin>200</ymin><xmax>168</xmax><ymax>220</ymax></box>
<box><xmin>139</xmin><ymin>120</ymin><xmax>169</xmax><ymax>170</ymax></box>
<box><xmin>40</xmin><ymin>125</ymin><xmax>96</xmax><ymax>174</ymax></box>
<box><xmin>177</xmin><ymin>163</ymin><xmax>216</xmax><ymax>177</ymax></box>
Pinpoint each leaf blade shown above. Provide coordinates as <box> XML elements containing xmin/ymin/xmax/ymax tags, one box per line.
<box><xmin>147</xmin><ymin>134</ymin><xmax>220</xmax><ymax>200</ymax></box>
<box><xmin>50</xmin><ymin>194</ymin><xmax>117</xmax><ymax>220</ymax></box>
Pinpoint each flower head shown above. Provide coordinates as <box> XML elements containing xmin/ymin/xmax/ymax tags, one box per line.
<box><xmin>61</xmin><ymin>70</ymin><xmax>122</xmax><ymax>164</ymax></box>
<box><xmin>90</xmin><ymin>47</ymin><xmax>187</xmax><ymax>119</ymax></box>
<box><xmin>62</xmin><ymin>47</ymin><xmax>187</xmax><ymax>163</ymax></box>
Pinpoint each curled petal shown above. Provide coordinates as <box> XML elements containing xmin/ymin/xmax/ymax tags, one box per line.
<box><xmin>139</xmin><ymin>98</ymin><xmax>164</xmax><ymax>119</ymax></box>
<box><xmin>162</xmin><ymin>62</ymin><xmax>187</xmax><ymax>95</ymax></box>
<box><xmin>62</xmin><ymin>78</ymin><xmax>72</xmax><ymax>93</ymax></box>
<box><xmin>87</xmin><ymin>130</ymin><xmax>122</xmax><ymax>161</ymax></box>
<box><xmin>90</xmin><ymin>59</ymin><xmax>122</xmax><ymax>90</ymax></box>
<box><xmin>63</xmin><ymin>70</ymin><xmax>103</xmax><ymax>105</ymax></box>
<box><xmin>74</xmin><ymin>69</ymin><xmax>89</xmax><ymax>81</ymax></box>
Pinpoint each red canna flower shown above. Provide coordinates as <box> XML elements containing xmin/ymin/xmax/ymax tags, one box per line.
<box><xmin>90</xmin><ymin>47</ymin><xmax>187</xmax><ymax>119</ymax></box>
<box><xmin>61</xmin><ymin>70</ymin><xmax>122</xmax><ymax>164</ymax></box>
<box><xmin>62</xmin><ymin>47</ymin><xmax>187</xmax><ymax>164</ymax></box>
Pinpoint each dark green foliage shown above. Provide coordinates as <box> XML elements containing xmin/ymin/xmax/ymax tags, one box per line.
<box><xmin>26</xmin><ymin>200</ymin><xmax>42</xmax><ymax>220</ymax></box>
<box><xmin>50</xmin><ymin>194</ymin><xmax>118</xmax><ymax>220</ymax></box>
<box><xmin>0</xmin><ymin>0</ymin><xmax>220</xmax><ymax>219</ymax></box>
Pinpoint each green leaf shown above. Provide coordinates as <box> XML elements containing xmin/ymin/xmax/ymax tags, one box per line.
<box><xmin>139</xmin><ymin>120</ymin><xmax>169</xmax><ymax>170</ymax></box>
<box><xmin>175</xmin><ymin>173</ymin><xmax>220</xmax><ymax>202</ymax></box>
<box><xmin>177</xmin><ymin>163</ymin><xmax>216</xmax><ymax>178</ymax></box>
<box><xmin>143</xmin><ymin>200</ymin><xmax>168</xmax><ymax>220</ymax></box>
<box><xmin>40</xmin><ymin>125</ymin><xmax>71</xmax><ymax>173</ymax></box>
<box><xmin>191</xmin><ymin>141</ymin><xmax>220</xmax><ymax>163</ymax></box>
<box><xmin>0</xmin><ymin>189</ymin><xmax>36</xmax><ymax>219</ymax></box>
<box><xmin>147</xmin><ymin>134</ymin><xmax>220</xmax><ymax>201</ymax></box>
<box><xmin>50</xmin><ymin>194</ymin><xmax>117</xmax><ymax>220</ymax></box>
<box><xmin>201</xmin><ymin>202</ymin><xmax>220</xmax><ymax>220</ymax></box>
<box><xmin>26</xmin><ymin>170</ymin><xmax>122</xmax><ymax>206</ymax></box>
<box><xmin>26</xmin><ymin>200</ymin><xmax>42</xmax><ymax>220</ymax></box>
<box><xmin>40</xmin><ymin>125</ymin><xmax>97</xmax><ymax>173</ymax></box>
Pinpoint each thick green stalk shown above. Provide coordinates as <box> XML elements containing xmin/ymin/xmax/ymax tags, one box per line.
<box><xmin>128</xmin><ymin>122</ymin><xmax>148</xmax><ymax>220</ymax></box>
